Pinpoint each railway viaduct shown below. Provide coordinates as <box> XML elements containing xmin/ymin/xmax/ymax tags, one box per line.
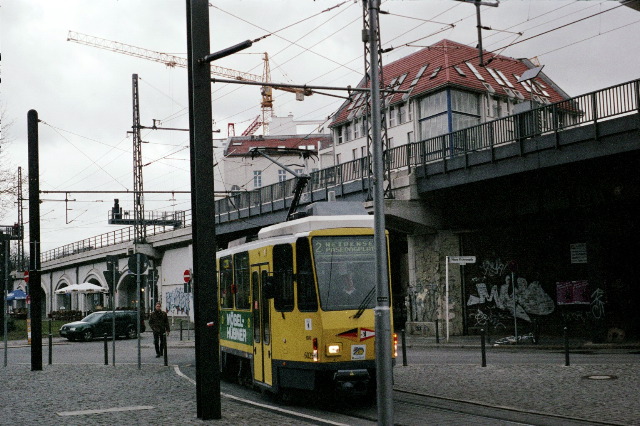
<box><xmin>16</xmin><ymin>80</ymin><xmax>640</xmax><ymax>340</ymax></box>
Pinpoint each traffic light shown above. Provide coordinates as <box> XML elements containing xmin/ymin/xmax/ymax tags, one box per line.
<box><xmin>103</xmin><ymin>255</ymin><xmax>121</xmax><ymax>293</ymax></box>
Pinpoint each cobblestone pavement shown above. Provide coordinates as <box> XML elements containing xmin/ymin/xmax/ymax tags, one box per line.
<box><xmin>394</xmin><ymin>363</ymin><xmax>640</xmax><ymax>425</ymax></box>
<box><xmin>0</xmin><ymin>364</ymin><xmax>319</xmax><ymax>426</ymax></box>
<box><xmin>3</xmin><ymin>333</ymin><xmax>639</xmax><ymax>425</ymax></box>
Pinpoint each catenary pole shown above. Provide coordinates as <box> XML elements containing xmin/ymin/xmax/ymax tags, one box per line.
<box><xmin>186</xmin><ymin>0</ymin><xmax>221</xmax><ymax>420</ymax></box>
<box><xmin>366</xmin><ymin>1</ymin><xmax>394</xmax><ymax>424</ymax></box>
<box><xmin>28</xmin><ymin>109</ymin><xmax>43</xmax><ymax>371</ymax></box>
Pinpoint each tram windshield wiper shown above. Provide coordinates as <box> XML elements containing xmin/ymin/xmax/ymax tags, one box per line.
<box><xmin>353</xmin><ymin>286</ymin><xmax>375</xmax><ymax>319</ymax></box>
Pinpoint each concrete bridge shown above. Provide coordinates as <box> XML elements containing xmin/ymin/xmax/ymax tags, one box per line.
<box><xmin>22</xmin><ymin>79</ymin><xmax>640</xmax><ymax>339</ymax></box>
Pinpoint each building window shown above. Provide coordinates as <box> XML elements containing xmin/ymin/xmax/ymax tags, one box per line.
<box><xmin>451</xmin><ymin>90</ymin><xmax>479</xmax><ymax>115</ymax></box>
<box><xmin>419</xmin><ymin>114</ymin><xmax>448</xmax><ymax>140</ymax></box>
<box><xmin>418</xmin><ymin>91</ymin><xmax>449</xmax><ymax>140</ymax></box>
<box><xmin>389</xmin><ymin>106</ymin><xmax>397</xmax><ymax>127</ymax></box>
<box><xmin>419</xmin><ymin>91</ymin><xmax>447</xmax><ymax>118</ymax></box>
<box><xmin>408</xmin><ymin>102</ymin><xmax>413</xmax><ymax>121</ymax></box>
<box><xmin>398</xmin><ymin>103</ymin><xmax>406</xmax><ymax>124</ymax></box>
<box><xmin>337</xmin><ymin>126</ymin><xmax>343</xmax><ymax>145</ymax></box>
<box><xmin>336</xmin><ymin>153</ymin><xmax>342</xmax><ymax>164</ymax></box>
<box><xmin>352</xmin><ymin>148</ymin><xmax>358</xmax><ymax>160</ymax></box>
<box><xmin>345</xmin><ymin>123</ymin><xmax>353</xmax><ymax>141</ymax></box>
<box><xmin>278</xmin><ymin>169</ymin><xmax>287</xmax><ymax>182</ymax></box>
<box><xmin>354</xmin><ymin>118</ymin><xmax>360</xmax><ymax>139</ymax></box>
<box><xmin>253</xmin><ymin>170</ymin><xmax>262</xmax><ymax>188</ymax></box>
<box><xmin>388</xmin><ymin>137</ymin><xmax>394</xmax><ymax>148</ymax></box>
<box><xmin>407</xmin><ymin>131</ymin><xmax>414</xmax><ymax>144</ymax></box>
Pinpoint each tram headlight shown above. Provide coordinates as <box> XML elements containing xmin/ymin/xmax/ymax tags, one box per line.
<box><xmin>326</xmin><ymin>343</ymin><xmax>342</xmax><ymax>356</ymax></box>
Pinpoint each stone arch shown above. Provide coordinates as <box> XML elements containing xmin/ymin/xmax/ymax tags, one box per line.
<box><xmin>81</xmin><ymin>271</ymin><xmax>108</xmax><ymax>312</ymax></box>
<box><xmin>117</xmin><ymin>269</ymin><xmax>140</xmax><ymax>310</ymax></box>
<box><xmin>54</xmin><ymin>278</ymin><xmax>74</xmax><ymax>312</ymax></box>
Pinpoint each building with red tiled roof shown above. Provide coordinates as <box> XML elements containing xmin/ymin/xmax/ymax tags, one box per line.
<box><xmin>323</xmin><ymin>39</ymin><xmax>572</xmax><ymax>165</ymax></box>
<box><xmin>220</xmin><ymin>134</ymin><xmax>332</xmax><ymax>191</ymax></box>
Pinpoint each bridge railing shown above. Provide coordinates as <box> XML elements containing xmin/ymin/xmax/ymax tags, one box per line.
<box><xmin>387</xmin><ymin>79</ymin><xmax>639</xmax><ymax>169</ymax></box>
<box><xmin>41</xmin><ymin>211</ymin><xmax>192</xmax><ymax>263</ymax></box>
<box><xmin>41</xmin><ymin>79</ymin><xmax>639</xmax><ymax>262</ymax></box>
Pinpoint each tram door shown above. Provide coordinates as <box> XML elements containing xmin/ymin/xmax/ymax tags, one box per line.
<box><xmin>251</xmin><ymin>264</ymin><xmax>272</xmax><ymax>386</ymax></box>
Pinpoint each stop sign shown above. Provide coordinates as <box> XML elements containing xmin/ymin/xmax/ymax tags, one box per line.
<box><xmin>24</xmin><ymin>270</ymin><xmax>29</xmax><ymax>283</ymax></box>
<box><xmin>183</xmin><ymin>269</ymin><xmax>191</xmax><ymax>283</ymax></box>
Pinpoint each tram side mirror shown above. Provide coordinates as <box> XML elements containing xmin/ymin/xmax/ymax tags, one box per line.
<box><xmin>263</xmin><ymin>276</ymin><xmax>275</xmax><ymax>299</ymax></box>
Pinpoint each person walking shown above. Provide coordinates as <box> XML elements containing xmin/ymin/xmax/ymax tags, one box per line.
<box><xmin>149</xmin><ymin>302</ymin><xmax>170</xmax><ymax>358</ymax></box>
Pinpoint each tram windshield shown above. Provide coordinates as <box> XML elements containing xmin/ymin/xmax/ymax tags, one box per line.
<box><xmin>312</xmin><ymin>235</ymin><xmax>378</xmax><ymax>311</ymax></box>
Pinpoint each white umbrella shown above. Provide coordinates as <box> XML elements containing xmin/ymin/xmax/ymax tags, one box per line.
<box><xmin>74</xmin><ymin>283</ymin><xmax>108</xmax><ymax>294</ymax></box>
<box><xmin>55</xmin><ymin>283</ymin><xmax>107</xmax><ymax>294</ymax></box>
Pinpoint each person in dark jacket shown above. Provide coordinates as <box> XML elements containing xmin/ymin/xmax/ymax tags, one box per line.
<box><xmin>149</xmin><ymin>302</ymin><xmax>170</xmax><ymax>357</ymax></box>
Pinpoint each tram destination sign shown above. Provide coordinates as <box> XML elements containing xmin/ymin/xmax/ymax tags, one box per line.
<box><xmin>448</xmin><ymin>256</ymin><xmax>476</xmax><ymax>265</ymax></box>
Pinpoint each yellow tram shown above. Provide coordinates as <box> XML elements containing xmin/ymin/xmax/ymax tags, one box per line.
<box><xmin>217</xmin><ymin>202</ymin><xmax>396</xmax><ymax>396</ymax></box>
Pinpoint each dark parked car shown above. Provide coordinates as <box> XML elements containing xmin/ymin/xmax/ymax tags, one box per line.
<box><xmin>59</xmin><ymin>310</ymin><xmax>144</xmax><ymax>341</ymax></box>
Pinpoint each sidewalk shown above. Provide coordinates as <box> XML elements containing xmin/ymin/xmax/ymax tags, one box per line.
<box><xmin>401</xmin><ymin>332</ymin><xmax>640</xmax><ymax>350</ymax></box>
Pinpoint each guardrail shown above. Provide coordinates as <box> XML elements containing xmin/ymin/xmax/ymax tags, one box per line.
<box><xmin>41</xmin><ymin>79</ymin><xmax>639</xmax><ymax>263</ymax></box>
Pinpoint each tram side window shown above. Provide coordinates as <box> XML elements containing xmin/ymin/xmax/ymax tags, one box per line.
<box><xmin>219</xmin><ymin>255</ymin><xmax>234</xmax><ymax>309</ymax></box>
<box><xmin>296</xmin><ymin>237</ymin><xmax>318</xmax><ymax>312</ymax></box>
<box><xmin>273</xmin><ymin>244</ymin><xmax>294</xmax><ymax>312</ymax></box>
<box><xmin>234</xmin><ymin>252</ymin><xmax>250</xmax><ymax>309</ymax></box>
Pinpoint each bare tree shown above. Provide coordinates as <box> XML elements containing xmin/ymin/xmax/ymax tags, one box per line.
<box><xmin>0</xmin><ymin>104</ymin><xmax>18</xmax><ymax>218</ymax></box>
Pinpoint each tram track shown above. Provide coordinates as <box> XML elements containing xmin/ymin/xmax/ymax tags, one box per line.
<box><xmin>325</xmin><ymin>389</ymin><xmax>616</xmax><ymax>426</ymax></box>
<box><xmin>177</xmin><ymin>362</ymin><xmax>627</xmax><ymax>425</ymax></box>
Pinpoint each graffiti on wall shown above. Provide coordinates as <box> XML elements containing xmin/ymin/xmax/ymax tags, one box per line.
<box><xmin>406</xmin><ymin>281</ymin><xmax>443</xmax><ymax>322</ymax></box>
<box><xmin>165</xmin><ymin>287</ymin><xmax>191</xmax><ymax>316</ymax></box>
<box><xmin>467</xmin><ymin>258</ymin><xmax>555</xmax><ymax>323</ymax></box>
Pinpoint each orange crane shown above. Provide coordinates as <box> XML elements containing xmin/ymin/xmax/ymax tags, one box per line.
<box><xmin>67</xmin><ymin>31</ymin><xmax>309</xmax><ymax>135</ymax></box>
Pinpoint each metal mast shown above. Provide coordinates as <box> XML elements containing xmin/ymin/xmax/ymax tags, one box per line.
<box><xmin>132</xmin><ymin>74</ymin><xmax>145</xmax><ymax>244</ymax></box>
<box><xmin>362</xmin><ymin>0</ymin><xmax>391</xmax><ymax>200</ymax></box>
<box><xmin>260</xmin><ymin>53</ymin><xmax>273</xmax><ymax>135</ymax></box>
<box><xmin>17</xmin><ymin>167</ymin><xmax>24</xmax><ymax>271</ymax></box>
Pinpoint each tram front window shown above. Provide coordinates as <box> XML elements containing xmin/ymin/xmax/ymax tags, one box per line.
<box><xmin>312</xmin><ymin>235</ymin><xmax>377</xmax><ymax>311</ymax></box>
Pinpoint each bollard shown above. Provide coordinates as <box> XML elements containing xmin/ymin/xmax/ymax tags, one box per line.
<box><xmin>180</xmin><ymin>320</ymin><xmax>183</xmax><ymax>341</ymax></box>
<box><xmin>163</xmin><ymin>332</ymin><xmax>168</xmax><ymax>366</ymax></box>
<box><xmin>48</xmin><ymin>333</ymin><xmax>53</xmax><ymax>365</ymax></box>
<box><xmin>564</xmin><ymin>327</ymin><xmax>570</xmax><ymax>366</ymax></box>
<box><xmin>401</xmin><ymin>329</ymin><xmax>408</xmax><ymax>367</ymax></box>
<box><xmin>104</xmin><ymin>334</ymin><xmax>108</xmax><ymax>365</ymax></box>
<box><xmin>435</xmin><ymin>319</ymin><xmax>440</xmax><ymax>344</ymax></box>
<box><xmin>480</xmin><ymin>328</ymin><xmax>487</xmax><ymax>367</ymax></box>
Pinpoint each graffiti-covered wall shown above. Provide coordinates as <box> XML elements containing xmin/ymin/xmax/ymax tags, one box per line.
<box><xmin>159</xmin><ymin>245</ymin><xmax>193</xmax><ymax>321</ymax></box>
<box><xmin>405</xmin><ymin>231</ymin><xmax>463</xmax><ymax>335</ymax></box>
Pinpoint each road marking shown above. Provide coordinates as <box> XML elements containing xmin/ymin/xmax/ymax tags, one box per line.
<box><xmin>173</xmin><ymin>365</ymin><xmax>349</xmax><ymax>426</ymax></box>
<box><xmin>57</xmin><ymin>406</ymin><xmax>154</xmax><ymax>416</ymax></box>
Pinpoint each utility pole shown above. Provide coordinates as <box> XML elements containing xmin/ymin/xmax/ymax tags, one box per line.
<box><xmin>186</xmin><ymin>0</ymin><xmax>221</xmax><ymax>420</ymax></box>
<box><xmin>17</xmin><ymin>167</ymin><xmax>25</xmax><ymax>271</ymax></box>
<box><xmin>362</xmin><ymin>0</ymin><xmax>392</xmax><ymax>201</ymax></box>
<box><xmin>365</xmin><ymin>1</ymin><xmax>393</xmax><ymax>424</ymax></box>
<box><xmin>456</xmin><ymin>0</ymin><xmax>500</xmax><ymax>66</ymax></box>
<box><xmin>27</xmin><ymin>109</ymin><xmax>42</xmax><ymax>371</ymax></box>
<box><xmin>132</xmin><ymin>74</ymin><xmax>145</xmax><ymax>245</ymax></box>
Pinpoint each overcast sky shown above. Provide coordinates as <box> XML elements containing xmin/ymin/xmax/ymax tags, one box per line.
<box><xmin>1</xmin><ymin>0</ymin><xmax>639</xmax><ymax>253</ymax></box>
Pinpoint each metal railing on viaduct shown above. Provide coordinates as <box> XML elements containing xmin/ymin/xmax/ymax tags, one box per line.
<box><xmin>41</xmin><ymin>79</ymin><xmax>640</xmax><ymax>263</ymax></box>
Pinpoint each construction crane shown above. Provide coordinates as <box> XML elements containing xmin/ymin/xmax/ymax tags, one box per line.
<box><xmin>241</xmin><ymin>116</ymin><xmax>262</xmax><ymax>136</ymax></box>
<box><xmin>67</xmin><ymin>31</ymin><xmax>310</xmax><ymax>135</ymax></box>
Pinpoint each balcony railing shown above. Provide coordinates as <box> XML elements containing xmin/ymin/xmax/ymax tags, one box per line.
<box><xmin>41</xmin><ymin>79</ymin><xmax>639</xmax><ymax>263</ymax></box>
